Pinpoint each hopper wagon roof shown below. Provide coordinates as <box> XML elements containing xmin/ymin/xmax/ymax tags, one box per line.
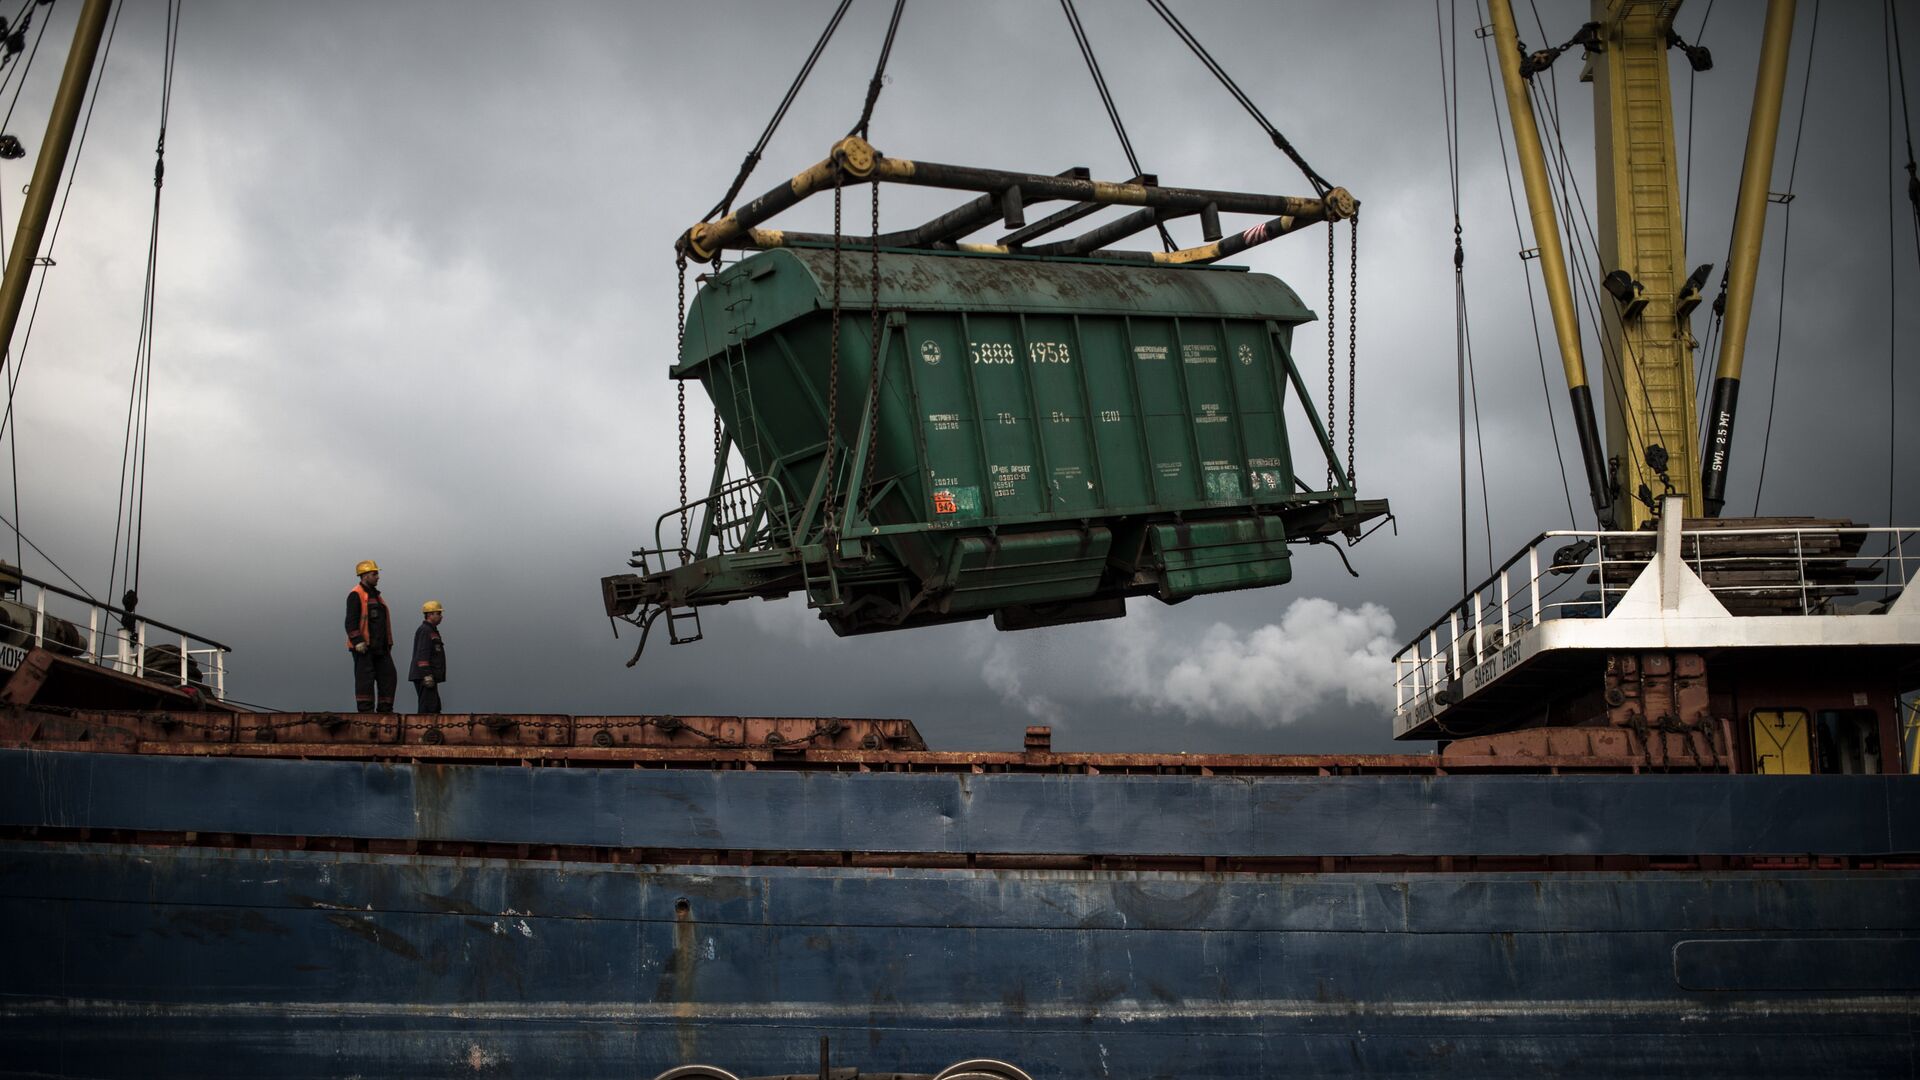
<box><xmin>678</xmin><ymin>248</ymin><xmax>1316</xmax><ymax>375</ymax></box>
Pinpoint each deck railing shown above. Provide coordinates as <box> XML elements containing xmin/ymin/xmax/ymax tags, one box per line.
<box><xmin>1390</xmin><ymin>525</ymin><xmax>1918</xmax><ymax>722</ymax></box>
<box><xmin>0</xmin><ymin>570</ymin><xmax>230</xmax><ymax>700</ymax></box>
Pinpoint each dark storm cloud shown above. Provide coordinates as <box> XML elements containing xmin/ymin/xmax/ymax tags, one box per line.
<box><xmin>5</xmin><ymin>1</ymin><xmax>1914</xmax><ymax>753</ymax></box>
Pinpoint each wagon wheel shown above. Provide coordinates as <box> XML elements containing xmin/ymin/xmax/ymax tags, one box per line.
<box><xmin>652</xmin><ymin>1066</ymin><xmax>742</xmax><ymax>1080</ymax></box>
<box><xmin>932</xmin><ymin>1059</ymin><xmax>1034</xmax><ymax>1080</ymax></box>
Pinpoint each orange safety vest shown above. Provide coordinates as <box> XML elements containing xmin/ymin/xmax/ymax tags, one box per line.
<box><xmin>346</xmin><ymin>584</ymin><xmax>392</xmax><ymax>651</ymax></box>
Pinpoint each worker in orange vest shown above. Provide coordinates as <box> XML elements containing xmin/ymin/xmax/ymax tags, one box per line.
<box><xmin>410</xmin><ymin>600</ymin><xmax>447</xmax><ymax>714</ymax></box>
<box><xmin>345</xmin><ymin>559</ymin><xmax>395</xmax><ymax>712</ymax></box>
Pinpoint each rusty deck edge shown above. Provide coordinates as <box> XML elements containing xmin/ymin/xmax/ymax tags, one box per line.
<box><xmin>0</xmin><ymin>706</ymin><xmax>1719</xmax><ymax>773</ymax></box>
<box><xmin>0</xmin><ymin>703</ymin><xmax>1743</xmax><ymax>768</ymax></box>
<box><xmin>0</xmin><ymin>738</ymin><xmax>1699</xmax><ymax>774</ymax></box>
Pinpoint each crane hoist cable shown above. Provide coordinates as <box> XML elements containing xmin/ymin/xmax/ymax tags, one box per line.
<box><xmin>0</xmin><ymin>0</ymin><xmax>53</xmax><ymax>575</ymax></box>
<box><xmin>679</xmin><ymin>0</ymin><xmax>855</xmax><ymax>553</ymax></box>
<box><xmin>1139</xmin><ymin>0</ymin><xmax>1358</xmax><ymax>497</ymax></box>
<box><xmin>1529</xmin><ymin>67</ymin><xmax>1668</xmax><ymax>507</ymax></box>
<box><xmin>847</xmin><ymin>0</ymin><xmax>905</xmax><ymax>140</ymax></box>
<box><xmin>0</xmin><ymin>0</ymin><xmax>51</xmax><ymax>128</ymax></box>
<box><xmin>1886</xmin><ymin>0</ymin><xmax>1916</xmax><ymax>528</ymax></box>
<box><xmin>1059</xmin><ymin>0</ymin><xmax>1175</xmax><ymax>253</ymax></box>
<box><xmin>1517</xmin><ymin>3</ymin><xmax>1666</xmax><ymax>502</ymax></box>
<box><xmin>1683</xmin><ymin>1</ymin><xmax>1718</xmax><ymax>449</ymax></box>
<box><xmin>0</xmin><ymin>506</ymin><xmax>93</xmax><ymax>600</ymax></box>
<box><xmin>703</xmin><ymin>0</ymin><xmax>852</xmax><ymax>223</ymax></box>
<box><xmin>1144</xmin><ymin>0</ymin><xmax>1333</xmax><ymax>198</ymax></box>
<box><xmin>107</xmin><ymin>0</ymin><xmax>180</xmax><ymax>621</ymax></box>
<box><xmin>1475</xmin><ymin>0</ymin><xmax>1576</xmax><ymax>529</ymax></box>
<box><xmin>1</xmin><ymin>0</ymin><xmax>123</xmax><ymax>579</ymax></box>
<box><xmin>1750</xmin><ymin>0</ymin><xmax>1820</xmax><ymax>516</ymax></box>
<box><xmin>1682</xmin><ymin>0</ymin><xmax>1716</xmax><ymax>258</ymax></box>
<box><xmin>677</xmin><ymin>2</ymin><xmax>905</xmax><ymax>558</ymax></box>
<box><xmin>1436</xmin><ymin>0</ymin><xmax>1493</xmax><ymax>588</ymax></box>
<box><xmin>1536</xmin><ymin>9</ymin><xmax>1674</xmax><ymax>499</ymax></box>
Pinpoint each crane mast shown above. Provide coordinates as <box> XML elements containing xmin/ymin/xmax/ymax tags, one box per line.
<box><xmin>1587</xmin><ymin>0</ymin><xmax>1702</xmax><ymax>527</ymax></box>
<box><xmin>1491</xmin><ymin>0</ymin><xmax>1797</xmax><ymax>528</ymax></box>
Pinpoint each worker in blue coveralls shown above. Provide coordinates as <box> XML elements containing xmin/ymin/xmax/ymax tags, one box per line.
<box><xmin>410</xmin><ymin>600</ymin><xmax>447</xmax><ymax>715</ymax></box>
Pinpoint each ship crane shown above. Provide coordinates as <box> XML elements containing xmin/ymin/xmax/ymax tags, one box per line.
<box><xmin>1396</xmin><ymin>0</ymin><xmax>1920</xmax><ymax>778</ymax></box>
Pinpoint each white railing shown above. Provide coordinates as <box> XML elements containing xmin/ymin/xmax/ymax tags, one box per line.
<box><xmin>1390</xmin><ymin>524</ymin><xmax>1918</xmax><ymax>721</ymax></box>
<box><xmin>1</xmin><ymin>570</ymin><xmax>230</xmax><ymax>701</ymax></box>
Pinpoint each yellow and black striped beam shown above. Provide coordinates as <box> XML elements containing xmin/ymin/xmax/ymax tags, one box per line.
<box><xmin>677</xmin><ymin>136</ymin><xmax>1352</xmax><ymax>267</ymax></box>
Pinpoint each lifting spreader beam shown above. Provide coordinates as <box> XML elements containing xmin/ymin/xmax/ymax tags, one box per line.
<box><xmin>676</xmin><ymin>137</ymin><xmax>1353</xmax><ymax>266</ymax></box>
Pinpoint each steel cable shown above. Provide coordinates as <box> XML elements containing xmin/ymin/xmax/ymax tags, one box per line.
<box><xmin>1475</xmin><ymin>0</ymin><xmax>1575</xmax><ymax>528</ymax></box>
<box><xmin>1885</xmin><ymin>0</ymin><xmax>1916</xmax><ymax>529</ymax></box>
<box><xmin>1523</xmin><ymin>0</ymin><xmax>1669</xmax><ymax>494</ymax></box>
<box><xmin>847</xmin><ymin>0</ymin><xmax>906</xmax><ymax>140</ymax></box>
<box><xmin>1684</xmin><ymin>2</ymin><xmax>1720</xmax><ymax>458</ymax></box>
<box><xmin>704</xmin><ymin>0</ymin><xmax>852</xmax><ymax>222</ymax></box>
<box><xmin>1144</xmin><ymin>0</ymin><xmax>1332</xmax><ymax>197</ymax></box>
<box><xmin>3</xmin><ymin>0</ymin><xmax>125</xmax><ymax>585</ymax></box>
<box><xmin>1528</xmin><ymin>70</ymin><xmax>1662</xmax><ymax>505</ymax></box>
<box><xmin>1060</xmin><ymin>0</ymin><xmax>1175</xmax><ymax>252</ymax></box>
<box><xmin>0</xmin><ymin>0</ymin><xmax>52</xmax><ymax>141</ymax></box>
<box><xmin>107</xmin><ymin>0</ymin><xmax>180</xmax><ymax>617</ymax></box>
<box><xmin>1751</xmin><ymin>0</ymin><xmax>1821</xmax><ymax>515</ymax></box>
<box><xmin>0</xmin><ymin>0</ymin><xmax>54</xmax><ymax>572</ymax></box>
<box><xmin>0</xmin><ymin>506</ymin><xmax>92</xmax><ymax>600</ymax></box>
<box><xmin>1437</xmin><ymin>0</ymin><xmax>1491</xmax><ymax>586</ymax></box>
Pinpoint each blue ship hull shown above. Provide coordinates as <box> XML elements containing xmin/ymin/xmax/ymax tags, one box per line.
<box><xmin>2</xmin><ymin>748</ymin><xmax>1918</xmax><ymax>1077</ymax></box>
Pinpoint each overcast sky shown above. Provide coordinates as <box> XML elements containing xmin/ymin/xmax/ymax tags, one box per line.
<box><xmin>3</xmin><ymin>0</ymin><xmax>1913</xmax><ymax>752</ymax></box>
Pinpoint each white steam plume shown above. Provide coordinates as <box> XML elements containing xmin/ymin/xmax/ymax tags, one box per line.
<box><xmin>1111</xmin><ymin>597</ymin><xmax>1399</xmax><ymax>726</ymax></box>
<box><xmin>965</xmin><ymin>596</ymin><xmax>1400</xmax><ymax>730</ymax></box>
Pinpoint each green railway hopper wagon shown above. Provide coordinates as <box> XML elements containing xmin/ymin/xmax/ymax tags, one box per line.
<box><xmin>602</xmin><ymin>245</ymin><xmax>1386</xmax><ymax>658</ymax></box>
<box><xmin>599</xmin><ymin>136</ymin><xmax>1385</xmax><ymax>660</ymax></box>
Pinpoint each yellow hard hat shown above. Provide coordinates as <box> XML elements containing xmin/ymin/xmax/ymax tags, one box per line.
<box><xmin>422</xmin><ymin>600</ymin><xmax>443</xmax><ymax>614</ymax></box>
<box><xmin>355</xmin><ymin>559</ymin><xmax>381</xmax><ymax>576</ymax></box>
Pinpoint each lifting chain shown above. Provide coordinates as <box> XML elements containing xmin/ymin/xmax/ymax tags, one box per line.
<box><xmin>1326</xmin><ymin>220</ymin><xmax>1337</xmax><ymax>490</ymax></box>
<box><xmin>1347</xmin><ymin>210</ymin><xmax>1359</xmax><ymax>489</ymax></box>
<box><xmin>862</xmin><ymin>178</ymin><xmax>884</xmax><ymax>509</ymax></box>
<box><xmin>825</xmin><ymin>168</ymin><xmax>845</xmax><ymax>539</ymax></box>
<box><xmin>676</xmin><ymin>254</ymin><xmax>689</xmax><ymax>556</ymax></box>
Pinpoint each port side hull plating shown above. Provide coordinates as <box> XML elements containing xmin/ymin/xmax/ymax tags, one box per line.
<box><xmin>1</xmin><ymin>750</ymin><xmax>1916</xmax><ymax>1077</ymax></box>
